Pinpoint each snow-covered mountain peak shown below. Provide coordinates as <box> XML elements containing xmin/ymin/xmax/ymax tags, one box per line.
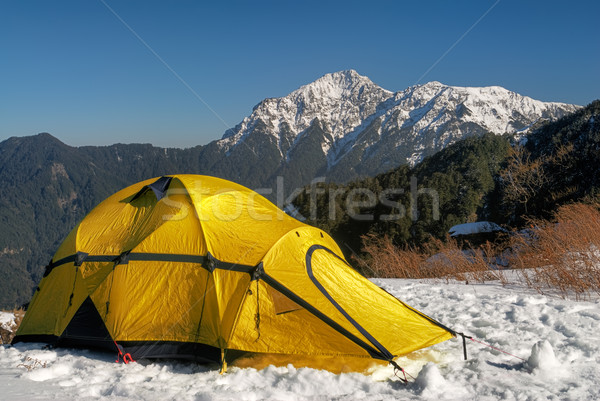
<box><xmin>289</xmin><ymin>69</ymin><xmax>388</xmax><ymax>100</ymax></box>
<box><xmin>387</xmin><ymin>81</ymin><xmax>580</xmax><ymax>140</ymax></box>
<box><xmin>417</xmin><ymin>80</ymin><xmax>445</xmax><ymax>89</ymax></box>
<box><xmin>218</xmin><ymin>70</ymin><xmax>580</xmax><ymax>175</ymax></box>
<box><xmin>220</xmin><ymin>70</ymin><xmax>393</xmax><ymax>147</ymax></box>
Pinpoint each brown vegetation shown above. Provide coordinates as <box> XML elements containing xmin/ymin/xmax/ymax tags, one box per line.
<box><xmin>361</xmin><ymin>202</ymin><xmax>600</xmax><ymax>300</ymax></box>
<box><xmin>361</xmin><ymin>234</ymin><xmax>507</xmax><ymax>284</ymax></box>
<box><xmin>0</xmin><ymin>308</ymin><xmax>24</xmax><ymax>344</ymax></box>
<box><xmin>509</xmin><ymin>202</ymin><xmax>600</xmax><ymax>300</ymax></box>
<box><xmin>498</xmin><ymin>145</ymin><xmax>548</xmax><ymax>216</ymax></box>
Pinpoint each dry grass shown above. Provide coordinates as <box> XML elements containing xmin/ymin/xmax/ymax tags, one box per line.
<box><xmin>422</xmin><ymin>238</ymin><xmax>508</xmax><ymax>284</ymax></box>
<box><xmin>361</xmin><ymin>234</ymin><xmax>507</xmax><ymax>284</ymax></box>
<box><xmin>17</xmin><ymin>356</ymin><xmax>47</xmax><ymax>371</ymax></box>
<box><xmin>361</xmin><ymin>234</ymin><xmax>425</xmax><ymax>279</ymax></box>
<box><xmin>0</xmin><ymin>308</ymin><xmax>24</xmax><ymax>344</ymax></box>
<box><xmin>361</xmin><ymin>203</ymin><xmax>600</xmax><ymax>300</ymax></box>
<box><xmin>508</xmin><ymin>203</ymin><xmax>600</xmax><ymax>300</ymax></box>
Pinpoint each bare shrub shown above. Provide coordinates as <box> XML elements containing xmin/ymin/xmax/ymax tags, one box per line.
<box><xmin>361</xmin><ymin>234</ymin><xmax>506</xmax><ymax>284</ymax></box>
<box><xmin>361</xmin><ymin>203</ymin><xmax>600</xmax><ymax>299</ymax></box>
<box><xmin>508</xmin><ymin>203</ymin><xmax>600</xmax><ymax>299</ymax></box>
<box><xmin>499</xmin><ymin>145</ymin><xmax>548</xmax><ymax>217</ymax></box>
<box><xmin>422</xmin><ymin>237</ymin><xmax>507</xmax><ymax>284</ymax></box>
<box><xmin>361</xmin><ymin>234</ymin><xmax>425</xmax><ymax>279</ymax></box>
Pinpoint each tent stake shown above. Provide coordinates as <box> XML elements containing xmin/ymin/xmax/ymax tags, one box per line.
<box><xmin>459</xmin><ymin>333</ymin><xmax>472</xmax><ymax>360</ymax></box>
<box><xmin>219</xmin><ymin>349</ymin><xmax>227</xmax><ymax>374</ymax></box>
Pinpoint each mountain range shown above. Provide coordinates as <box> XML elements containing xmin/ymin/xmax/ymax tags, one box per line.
<box><xmin>216</xmin><ymin>70</ymin><xmax>578</xmax><ymax>190</ymax></box>
<box><xmin>0</xmin><ymin>70</ymin><xmax>581</xmax><ymax>308</ymax></box>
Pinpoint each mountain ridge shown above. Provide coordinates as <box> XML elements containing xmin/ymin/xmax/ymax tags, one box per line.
<box><xmin>8</xmin><ymin>71</ymin><xmax>577</xmax><ymax>191</ymax></box>
<box><xmin>217</xmin><ymin>70</ymin><xmax>579</xmax><ymax>185</ymax></box>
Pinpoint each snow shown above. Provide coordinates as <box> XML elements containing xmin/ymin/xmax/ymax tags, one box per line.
<box><xmin>414</xmin><ymin>363</ymin><xmax>469</xmax><ymax>399</ymax></box>
<box><xmin>216</xmin><ymin>70</ymin><xmax>580</xmax><ymax>172</ymax></box>
<box><xmin>526</xmin><ymin>340</ymin><xmax>560</xmax><ymax>372</ymax></box>
<box><xmin>448</xmin><ymin>221</ymin><xmax>506</xmax><ymax>236</ymax></box>
<box><xmin>0</xmin><ymin>312</ymin><xmax>15</xmax><ymax>332</ymax></box>
<box><xmin>1</xmin><ymin>278</ymin><xmax>599</xmax><ymax>400</ymax></box>
<box><xmin>218</xmin><ymin>70</ymin><xmax>393</xmax><ymax>156</ymax></box>
<box><xmin>407</xmin><ymin>152</ymin><xmax>424</xmax><ymax>167</ymax></box>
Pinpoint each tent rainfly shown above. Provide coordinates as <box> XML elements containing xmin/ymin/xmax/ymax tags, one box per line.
<box><xmin>13</xmin><ymin>175</ymin><xmax>455</xmax><ymax>371</ymax></box>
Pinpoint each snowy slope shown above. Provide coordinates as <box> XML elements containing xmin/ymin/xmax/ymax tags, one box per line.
<box><xmin>374</xmin><ymin>81</ymin><xmax>580</xmax><ymax>166</ymax></box>
<box><xmin>217</xmin><ymin>70</ymin><xmax>580</xmax><ymax>178</ymax></box>
<box><xmin>220</xmin><ymin>70</ymin><xmax>393</xmax><ymax>157</ymax></box>
<box><xmin>1</xmin><ymin>278</ymin><xmax>598</xmax><ymax>400</ymax></box>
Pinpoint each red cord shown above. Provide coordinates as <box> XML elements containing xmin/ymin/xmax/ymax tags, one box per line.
<box><xmin>391</xmin><ymin>361</ymin><xmax>416</xmax><ymax>383</ymax></box>
<box><xmin>470</xmin><ymin>337</ymin><xmax>526</xmax><ymax>362</ymax></box>
<box><xmin>122</xmin><ymin>353</ymin><xmax>135</xmax><ymax>364</ymax></box>
<box><xmin>113</xmin><ymin>340</ymin><xmax>136</xmax><ymax>364</ymax></box>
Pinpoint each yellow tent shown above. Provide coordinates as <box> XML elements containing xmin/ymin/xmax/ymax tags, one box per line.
<box><xmin>14</xmin><ymin>175</ymin><xmax>454</xmax><ymax>370</ymax></box>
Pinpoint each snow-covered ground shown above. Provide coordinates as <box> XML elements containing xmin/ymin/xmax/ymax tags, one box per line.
<box><xmin>1</xmin><ymin>278</ymin><xmax>599</xmax><ymax>400</ymax></box>
<box><xmin>0</xmin><ymin>311</ymin><xmax>16</xmax><ymax>333</ymax></box>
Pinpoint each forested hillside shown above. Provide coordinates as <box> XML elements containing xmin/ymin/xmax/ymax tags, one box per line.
<box><xmin>293</xmin><ymin>101</ymin><xmax>600</xmax><ymax>265</ymax></box>
<box><xmin>0</xmin><ymin>134</ymin><xmax>199</xmax><ymax>308</ymax></box>
<box><xmin>493</xmin><ymin>100</ymin><xmax>600</xmax><ymax>225</ymax></box>
<box><xmin>292</xmin><ymin>133</ymin><xmax>512</xmax><ymax>258</ymax></box>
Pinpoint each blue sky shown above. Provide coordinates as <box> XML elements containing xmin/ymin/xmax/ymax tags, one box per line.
<box><xmin>1</xmin><ymin>0</ymin><xmax>598</xmax><ymax>148</ymax></box>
